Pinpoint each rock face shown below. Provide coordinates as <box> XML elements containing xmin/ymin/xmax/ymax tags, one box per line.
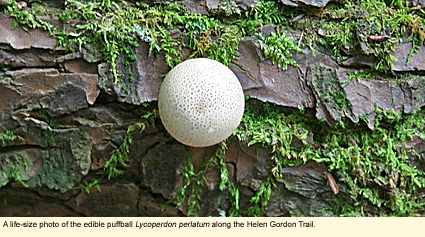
<box><xmin>1</xmin><ymin>69</ymin><xmax>99</xmax><ymax>115</ymax></box>
<box><xmin>1</xmin><ymin>1</ymin><xmax>425</xmax><ymax>217</ymax></box>
<box><xmin>306</xmin><ymin>63</ymin><xmax>424</xmax><ymax>129</ymax></box>
<box><xmin>99</xmin><ymin>35</ymin><xmax>425</xmax><ymax>129</ymax></box>
<box><xmin>0</xmin><ymin>15</ymin><xmax>58</xmax><ymax>50</ymax></box>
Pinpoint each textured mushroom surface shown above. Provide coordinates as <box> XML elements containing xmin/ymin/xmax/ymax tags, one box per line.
<box><xmin>158</xmin><ymin>58</ymin><xmax>245</xmax><ymax>147</ymax></box>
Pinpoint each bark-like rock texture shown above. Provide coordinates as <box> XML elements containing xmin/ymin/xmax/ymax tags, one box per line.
<box><xmin>1</xmin><ymin>0</ymin><xmax>425</xmax><ymax>217</ymax></box>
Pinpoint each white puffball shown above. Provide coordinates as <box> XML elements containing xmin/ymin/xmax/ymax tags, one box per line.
<box><xmin>158</xmin><ymin>58</ymin><xmax>245</xmax><ymax>147</ymax></box>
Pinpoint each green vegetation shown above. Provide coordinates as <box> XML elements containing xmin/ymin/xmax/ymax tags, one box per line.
<box><xmin>101</xmin><ymin>109</ymin><xmax>158</xmax><ymax>179</ymax></box>
<box><xmin>256</xmin><ymin>31</ymin><xmax>302</xmax><ymax>70</ymax></box>
<box><xmin>34</xmin><ymin>110</ymin><xmax>61</xmax><ymax>129</ymax></box>
<box><xmin>345</xmin><ymin>69</ymin><xmax>371</xmax><ymax>83</ymax></box>
<box><xmin>3</xmin><ymin>0</ymin><xmax>53</xmax><ymax>33</ymax></box>
<box><xmin>235</xmin><ymin>100</ymin><xmax>425</xmax><ymax>216</ymax></box>
<box><xmin>9</xmin><ymin>166</ymin><xmax>28</xmax><ymax>188</ymax></box>
<box><xmin>0</xmin><ymin>165</ymin><xmax>29</xmax><ymax>188</ymax></box>
<box><xmin>174</xmin><ymin>140</ymin><xmax>241</xmax><ymax>217</ymax></box>
<box><xmin>291</xmin><ymin>0</ymin><xmax>425</xmax><ymax>71</ymax></box>
<box><xmin>75</xmin><ymin>109</ymin><xmax>158</xmax><ymax>193</ymax></box>
<box><xmin>2</xmin><ymin>0</ymin><xmax>302</xmax><ymax>84</ymax></box>
<box><xmin>0</xmin><ymin>125</ymin><xmax>29</xmax><ymax>188</ymax></box>
<box><xmin>168</xmin><ymin>98</ymin><xmax>425</xmax><ymax>216</ymax></box>
<box><xmin>3</xmin><ymin>0</ymin><xmax>425</xmax><ymax>76</ymax></box>
<box><xmin>0</xmin><ymin>125</ymin><xmax>14</xmax><ymax>147</ymax></box>
<box><xmin>316</xmin><ymin>108</ymin><xmax>425</xmax><ymax>216</ymax></box>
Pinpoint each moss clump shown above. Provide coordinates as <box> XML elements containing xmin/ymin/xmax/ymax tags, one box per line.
<box><xmin>235</xmin><ymin>100</ymin><xmax>425</xmax><ymax>216</ymax></box>
<box><xmin>294</xmin><ymin>0</ymin><xmax>425</xmax><ymax>71</ymax></box>
<box><xmin>256</xmin><ymin>31</ymin><xmax>302</xmax><ymax>70</ymax></box>
<box><xmin>0</xmin><ymin>124</ymin><xmax>14</xmax><ymax>147</ymax></box>
<box><xmin>307</xmin><ymin>63</ymin><xmax>353</xmax><ymax>124</ymax></box>
<box><xmin>174</xmin><ymin>140</ymin><xmax>240</xmax><ymax>217</ymax></box>
<box><xmin>2</xmin><ymin>0</ymin><xmax>302</xmax><ymax>85</ymax></box>
<box><xmin>75</xmin><ymin>109</ymin><xmax>158</xmax><ymax>193</ymax></box>
<box><xmin>3</xmin><ymin>0</ymin><xmax>425</xmax><ymax>76</ymax></box>
<box><xmin>173</xmin><ymin>98</ymin><xmax>425</xmax><ymax>216</ymax></box>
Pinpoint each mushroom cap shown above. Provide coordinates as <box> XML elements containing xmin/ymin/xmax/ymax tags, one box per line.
<box><xmin>158</xmin><ymin>58</ymin><xmax>245</xmax><ymax>147</ymax></box>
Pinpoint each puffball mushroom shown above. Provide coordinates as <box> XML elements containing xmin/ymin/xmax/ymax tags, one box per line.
<box><xmin>158</xmin><ymin>58</ymin><xmax>245</xmax><ymax>147</ymax></box>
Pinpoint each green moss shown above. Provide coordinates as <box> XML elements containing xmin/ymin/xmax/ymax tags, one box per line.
<box><xmin>217</xmin><ymin>0</ymin><xmax>241</xmax><ymax>16</ymax></box>
<box><xmin>4</xmin><ymin>0</ymin><xmax>425</xmax><ymax>76</ymax></box>
<box><xmin>244</xmin><ymin>175</ymin><xmax>275</xmax><ymax>216</ymax></box>
<box><xmin>75</xmin><ymin>109</ymin><xmax>158</xmax><ymax>193</ymax></box>
<box><xmin>0</xmin><ymin>125</ymin><xmax>28</xmax><ymax>188</ymax></box>
<box><xmin>287</xmin><ymin>0</ymin><xmax>425</xmax><ymax>71</ymax></box>
<box><xmin>34</xmin><ymin>110</ymin><xmax>61</xmax><ymax>129</ymax></box>
<box><xmin>344</xmin><ymin>69</ymin><xmax>371</xmax><ymax>83</ymax></box>
<box><xmin>323</xmin><ymin>107</ymin><xmax>425</xmax><ymax>216</ymax></box>
<box><xmin>174</xmin><ymin>140</ymin><xmax>239</xmax><ymax>217</ymax></box>
<box><xmin>2</xmin><ymin>0</ymin><xmax>53</xmax><ymax>33</ymax></box>
<box><xmin>256</xmin><ymin>31</ymin><xmax>302</xmax><ymax>70</ymax></box>
<box><xmin>308</xmin><ymin>63</ymin><xmax>354</xmax><ymax>123</ymax></box>
<box><xmin>174</xmin><ymin>98</ymin><xmax>425</xmax><ymax>216</ymax></box>
<box><xmin>4</xmin><ymin>0</ymin><xmax>302</xmax><ymax>85</ymax></box>
<box><xmin>0</xmin><ymin>153</ymin><xmax>30</xmax><ymax>188</ymax></box>
<box><xmin>0</xmin><ymin>125</ymin><xmax>14</xmax><ymax>147</ymax></box>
